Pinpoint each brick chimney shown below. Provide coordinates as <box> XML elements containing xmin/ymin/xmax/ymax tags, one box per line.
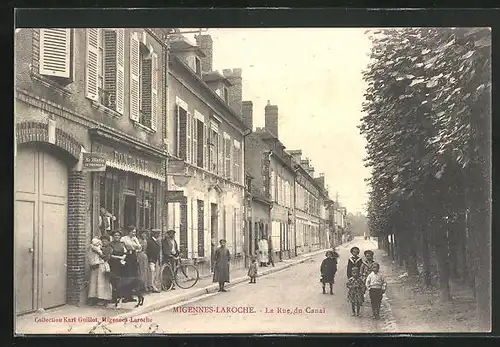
<box><xmin>222</xmin><ymin>68</ymin><xmax>242</xmax><ymax>115</ymax></box>
<box><xmin>195</xmin><ymin>34</ymin><xmax>213</xmax><ymax>72</ymax></box>
<box><xmin>242</xmin><ymin>101</ymin><xmax>253</xmax><ymax>130</ymax></box>
<box><xmin>264</xmin><ymin>100</ymin><xmax>279</xmax><ymax>138</ymax></box>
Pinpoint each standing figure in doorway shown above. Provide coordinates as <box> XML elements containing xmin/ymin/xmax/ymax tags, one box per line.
<box><xmin>99</xmin><ymin>207</ymin><xmax>116</xmax><ymax>236</ymax></box>
<box><xmin>258</xmin><ymin>236</ymin><xmax>269</xmax><ymax>267</ymax></box>
<box><xmin>162</xmin><ymin>229</ymin><xmax>180</xmax><ymax>290</ymax></box>
<box><xmin>213</xmin><ymin>239</ymin><xmax>231</xmax><ymax>292</ymax></box>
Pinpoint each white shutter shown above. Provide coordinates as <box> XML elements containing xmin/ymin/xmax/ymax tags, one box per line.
<box><xmin>203</xmin><ymin>123</ymin><xmax>208</xmax><ymax>170</ymax></box>
<box><xmin>151</xmin><ymin>52</ymin><xmax>158</xmax><ymax>130</ymax></box>
<box><xmin>193</xmin><ymin>118</ymin><xmax>198</xmax><ymax>166</ymax></box>
<box><xmin>176</xmin><ymin>105</ymin><xmax>180</xmax><ymax>157</ymax></box>
<box><xmin>129</xmin><ymin>33</ymin><xmax>140</xmax><ymax>122</ymax></box>
<box><xmin>116</xmin><ymin>29</ymin><xmax>125</xmax><ymax>114</ymax></box>
<box><xmin>85</xmin><ymin>28</ymin><xmax>99</xmax><ymax>101</ymax></box>
<box><xmin>39</xmin><ymin>29</ymin><xmax>71</xmax><ymax>78</ymax></box>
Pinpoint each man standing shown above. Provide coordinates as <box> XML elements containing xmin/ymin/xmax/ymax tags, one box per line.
<box><xmin>213</xmin><ymin>239</ymin><xmax>231</xmax><ymax>292</ymax></box>
<box><xmin>267</xmin><ymin>235</ymin><xmax>275</xmax><ymax>267</ymax></box>
<box><xmin>146</xmin><ymin>229</ymin><xmax>162</xmax><ymax>293</ymax></box>
<box><xmin>162</xmin><ymin>229</ymin><xmax>180</xmax><ymax>290</ymax></box>
<box><xmin>98</xmin><ymin>207</ymin><xmax>116</xmax><ymax>236</ymax></box>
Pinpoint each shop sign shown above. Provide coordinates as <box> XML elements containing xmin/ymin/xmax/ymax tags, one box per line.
<box><xmin>113</xmin><ymin>150</ymin><xmax>148</xmax><ymax>170</ymax></box>
<box><xmin>82</xmin><ymin>153</ymin><xmax>107</xmax><ymax>172</ymax></box>
<box><xmin>166</xmin><ymin>190</ymin><xmax>186</xmax><ymax>203</ymax></box>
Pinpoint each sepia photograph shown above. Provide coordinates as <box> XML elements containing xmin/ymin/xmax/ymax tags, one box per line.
<box><xmin>14</xmin><ymin>24</ymin><xmax>491</xmax><ymax>334</ymax></box>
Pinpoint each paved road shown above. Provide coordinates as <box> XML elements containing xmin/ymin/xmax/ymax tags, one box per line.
<box><xmin>103</xmin><ymin>238</ymin><xmax>391</xmax><ymax>334</ymax></box>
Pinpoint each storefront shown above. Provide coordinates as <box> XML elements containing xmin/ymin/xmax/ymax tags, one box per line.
<box><xmin>89</xmin><ymin>129</ymin><xmax>166</xmax><ymax>237</ymax></box>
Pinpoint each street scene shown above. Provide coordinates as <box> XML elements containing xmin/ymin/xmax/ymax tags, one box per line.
<box><xmin>14</xmin><ymin>25</ymin><xmax>491</xmax><ymax>334</ymax></box>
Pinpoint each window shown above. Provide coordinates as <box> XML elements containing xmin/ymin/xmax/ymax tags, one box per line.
<box><xmin>233</xmin><ymin>140</ymin><xmax>241</xmax><ymax>183</ymax></box>
<box><xmin>138</xmin><ymin>178</ymin><xmax>157</xmax><ymax>230</ymax></box>
<box><xmin>209</xmin><ymin>126</ymin><xmax>219</xmax><ymax>173</ymax></box>
<box><xmin>195</xmin><ymin>57</ymin><xmax>202</xmax><ymax>76</ymax></box>
<box><xmin>176</xmin><ymin>103</ymin><xmax>188</xmax><ymax>160</ymax></box>
<box><xmin>86</xmin><ymin>29</ymin><xmax>124</xmax><ymax>113</ymax></box>
<box><xmin>129</xmin><ymin>32</ymin><xmax>158</xmax><ymax>130</ymax></box>
<box><xmin>99</xmin><ymin>169</ymin><xmax>121</xmax><ymax>233</ymax></box>
<box><xmin>270</xmin><ymin>170</ymin><xmax>276</xmax><ymax>201</ymax></box>
<box><xmin>39</xmin><ymin>28</ymin><xmax>73</xmax><ymax>83</ymax></box>
<box><xmin>224</xmin><ymin>134</ymin><xmax>232</xmax><ymax>179</ymax></box>
<box><xmin>196</xmin><ymin>119</ymin><xmax>205</xmax><ymax>167</ymax></box>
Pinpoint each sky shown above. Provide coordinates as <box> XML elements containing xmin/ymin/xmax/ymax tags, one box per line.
<box><xmin>186</xmin><ymin>28</ymin><xmax>373</xmax><ymax>214</ymax></box>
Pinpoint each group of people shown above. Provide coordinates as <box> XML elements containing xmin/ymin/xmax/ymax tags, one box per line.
<box><xmin>320</xmin><ymin>246</ymin><xmax>387</xmax><ymax>320</ymax></box>
<box><xmin>87</xmin><ymin>224</ymin><xmax>182</xmax><ymax>307</ymax></box>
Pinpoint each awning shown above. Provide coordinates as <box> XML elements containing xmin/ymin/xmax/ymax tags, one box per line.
<box><xmin>106</xmin><ymin>160</ymin><xmax>165</xmax><ymax>181</ymax></box>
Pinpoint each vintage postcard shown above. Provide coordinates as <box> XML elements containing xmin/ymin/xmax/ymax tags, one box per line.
<box><xmin>14</xmin><ymin>24</ymin><xmax>491</xmax><ymax>334</ymax></box>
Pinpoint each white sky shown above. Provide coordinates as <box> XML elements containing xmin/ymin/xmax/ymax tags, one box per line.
<box><xmin>186</xmin><ymin>28</ymin><xmax>372</xmax><ymax>214</ymax></box>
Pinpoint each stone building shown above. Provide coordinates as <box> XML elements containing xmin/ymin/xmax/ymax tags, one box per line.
<box><xmin>14</xmin><ymin>28</ymin><xmax>168</xmax><ymax>313</ymax></box>
<box><xmin>245</xmin><ymin>102</ymin><xmax>296</xmax><ymax>261</ymax></box>
<box><xmin>287</xmin><ymin>150</ymin><xmax>324</xmax><ymax>254</ymax></box>
<box><xmin>165</xmin><ymin>34</ymin><xmax>250</xmax><ymax>276</ymax></box>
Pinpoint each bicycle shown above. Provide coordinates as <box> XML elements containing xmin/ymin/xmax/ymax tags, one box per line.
<box><xmin>160</xmin><ymin>256</ymin><xmax>200</xmax><ymax>290</ymax></box>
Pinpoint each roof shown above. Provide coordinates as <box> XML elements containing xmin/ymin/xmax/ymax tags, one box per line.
<box><xmin>202</xmin><ymin>71</ymin><xmax>233</xmax><ymax>86</ymax></box>
<box><xmin>169</xmin><ymin>39</ymin><xmax>206</xmax><ymax>57</ymax></box>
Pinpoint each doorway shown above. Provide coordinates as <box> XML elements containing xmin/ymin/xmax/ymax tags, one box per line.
<box><xmin>15</xmin><ymin>146</ymin><xmax>68</xmax><ymax>314</ymax></box>
<box><xmin>124</xmin><ymin>195</ymin><xmax>137</xmax><ymax>229</ymax></box>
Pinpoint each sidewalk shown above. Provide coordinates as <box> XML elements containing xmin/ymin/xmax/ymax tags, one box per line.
<box><xmin>373</xmin><ymin>245</ymin><xmax>481</xmax><ymax>333</ymax></box>
<box><xmin>15</xmin><ymin>248</ymin><xmax>328</xmax><ymax>334</ymax></box>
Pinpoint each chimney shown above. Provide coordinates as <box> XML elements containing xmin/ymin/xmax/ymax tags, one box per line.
<box><xmin>222</xmin><ymin>68</ymin><xmax>243</xmax><ymax>116</ymax></box>
<box><xmin>286</xmin><ymin>150</ymin><xmax>302</xmax><ymax>164</ymax></box>
<box><xmin>242</xmin><ymin>101</ymin><xmax>253</xmax><ymax>130</ymax></box>
<box><xmin>265</xmin><ymin>100</ymin><xmax>279</xmax><ymax>138</ymax></box>
<box><xmin>195</xmin><ymin>34</ymin><xmax>213</xmax><ymax>72</ymax></box>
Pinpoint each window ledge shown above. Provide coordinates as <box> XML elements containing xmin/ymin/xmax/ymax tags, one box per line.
<box><xmin>133</xmin><ymin>121</ymin><xmax>156</xmax><ymax>134</ymax></box>
<box><xmin>31</xmin><ymin>72</ymin><xmax>72</xmax><ymax>98</ymax></box>
<box><xmin>90</xmin><ymin>101</ymin><xmax>122</xmax><ymax>118</ymax></box>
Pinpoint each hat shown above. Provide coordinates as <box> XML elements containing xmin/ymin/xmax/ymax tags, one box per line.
<box><xmin>151</xmin><ymin>228</ymin><xmax>161</xmax><ymax>234</ymax></box>
<box><xmin>219</xmin><ymin>239</ymin><xmax>227</xmax><ymax>243</ymax></box>
<box><xmin>364</xmin><ymin>250</ymin><xmax>374</xmax><ymax>256</ymax></box>
<box><xmin>167</xmin><ymin>229</ymin><xmax>176</xmax><ymax>234</ymax></box>
<box><xmin>350</xmin><ymin>246</ymin><xmax>360</xmax><ymax>253</ymax></box>
<box><xmin>325</xmin><ymin>250</ymin><xmax>334</xmax><ymax>257</ymax></box>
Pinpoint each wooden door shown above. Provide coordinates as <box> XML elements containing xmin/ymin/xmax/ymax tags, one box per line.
<box><xmin>15</xmin><ymin>147</ymin><xmax>68</xmax><ymax>314</ymax></box>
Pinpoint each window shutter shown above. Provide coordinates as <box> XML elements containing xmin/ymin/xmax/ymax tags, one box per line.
<box><xmin>203</xmin><ymin>124</ymin><xmax>208</xmax><ymax>170</ymax></box>
<box><xmin>187</xmin><ymin>113</ymin><xmax>192</xmax><ymax>163</ymax></box>
<box><xmin>85</xmin><ymin>28</ymin><xmax>99</xmax><ymax>101</ymax></box>
<box><xmin>218</xmin><ymin>135</ymin><xmax>223</xmax><ymax>176</ymax></box>
<box><xmin>150</xmin><ymin>52</ymin><xmax>158</xmax><ymax>130</ymax></box>
<box><xmin>177</xmin><ymin>106</ymin><xmax>187</xmax><ymax>160</ymax></box>
<box><xmin>115</xmin><ymin>29</ymin><xmax>125</xmax><ymax>114</ymax></box>
<box><xmin>39</xmin><ymin>28</ymin><xmax>71</xmax><ymax>78</ymax></box>
<box><xmin>192</xmin><ymin>117</ymin><xmax>198</xmax><ymax>166</ymax></box>
<box><xmin>129</xmin><ymin>33</ymin><xmax>140</xmax><ymax>122</ymax></box>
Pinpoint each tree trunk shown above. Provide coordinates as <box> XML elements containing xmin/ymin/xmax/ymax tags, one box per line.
<box><xmin>421</xmin><ymin>232</ymin><xmax>432</xmax><ymax>287</ymax></box>
<box><xmin>434</xmin><ymin>218</ymin><xmax>452</xmax><ymax>302</ymax></box>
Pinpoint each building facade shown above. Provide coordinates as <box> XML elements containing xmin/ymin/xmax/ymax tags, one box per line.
<box><xmin>14</xmin><ymin>28</ymin><xmax>168</xmax><ymax>314</ymax></box>
<box><xmin>287</xmin><ymin>151</ymin><xmax>324</xmax><ymax>254</ymax></box>
<box><xmin>165</xmin><ymin>34</ymin><xmax>249</xmax><ymax>276</ymax></box>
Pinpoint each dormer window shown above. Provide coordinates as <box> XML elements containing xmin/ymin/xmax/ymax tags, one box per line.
<box><xmin>223</xmin><ymin>86</ymin><xmax>229</xmax><ymax>103</ymax></box>
<box><xmin>195</xmin><ymin>57</ymin><xmax>202</xmax><ymax>76</ymax></box>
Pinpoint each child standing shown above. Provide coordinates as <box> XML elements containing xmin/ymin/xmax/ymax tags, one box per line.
<box><xmin>320</xmin><ymin>250</ymin><xmax>338</xmax><ymax>294</ymax></box>
<box><xmin>248</xmin><ymin>256</ymin><xmax>258</xmax><ymax>284</ymax></box>
<box><xmin>346</xmin><ymin>267</ymin><xmax>365</xmax><ymax>316</ymax></box>
<box><xmin>347</xmin><ymin>246</ymin><xmax>363</xmax><ymax>279</ymax></box>
<box><xmin>365</xmin><ymin>262</ymin><xmax>387</xmax><ymax>319</ymax></box>
<box><xmin>360</xmin><ymin>250</ymin><xmax>377</xmax><ymax>281</ymax></box>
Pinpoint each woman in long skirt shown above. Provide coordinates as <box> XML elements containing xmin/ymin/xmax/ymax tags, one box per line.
<box><xmin>87</xmin><ymin>238</ymin><xmax>112</xmax><ymax>306</ymax></box>
<box><xmin>137</xmin><ymin>229</ymin><xmax>151</xmax><ymax>292</ymax></box>
<box><xmin>108</xmin><ymin>230</ymin><xmax>127</xmax><ymax>302</ymax></box>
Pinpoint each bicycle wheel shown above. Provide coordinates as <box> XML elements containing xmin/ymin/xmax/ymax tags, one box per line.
<box><xmin>174</xmin><ymin>264</ymin><xmax>199</xmax><ymax>289</ymax></box>
<box><xmin>160</xmin><ymin>264</ymin><xmax>174</xmax><ymax>291</ymax></box>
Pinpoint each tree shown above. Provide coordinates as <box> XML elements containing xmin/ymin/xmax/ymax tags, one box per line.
<box><xmin>361</xmin><ymin>27</ymin><xmax>491</xmax><ymax>329</ymax></box>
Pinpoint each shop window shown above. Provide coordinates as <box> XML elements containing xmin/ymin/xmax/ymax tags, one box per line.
<box><xmin>99</xmin><ymin>169</ymin><xmax>121</xmax><ymax>233</ymax></box>
<box><xmin>138</xmin><ymin>177</ymin><xmax>157</xmax><ymax>231</ymax></box>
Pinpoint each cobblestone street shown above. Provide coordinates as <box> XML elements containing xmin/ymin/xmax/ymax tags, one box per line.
<box><xmin>100</xmin><ymin>238</ymin><xmax>395</xmax><ymax>334</ymax></box>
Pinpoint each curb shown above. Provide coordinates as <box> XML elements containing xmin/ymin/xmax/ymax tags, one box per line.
<box><xmin>110</xmin><ymin>249</ymin><xmax>327</xmax><ymax>320</ymax></box>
